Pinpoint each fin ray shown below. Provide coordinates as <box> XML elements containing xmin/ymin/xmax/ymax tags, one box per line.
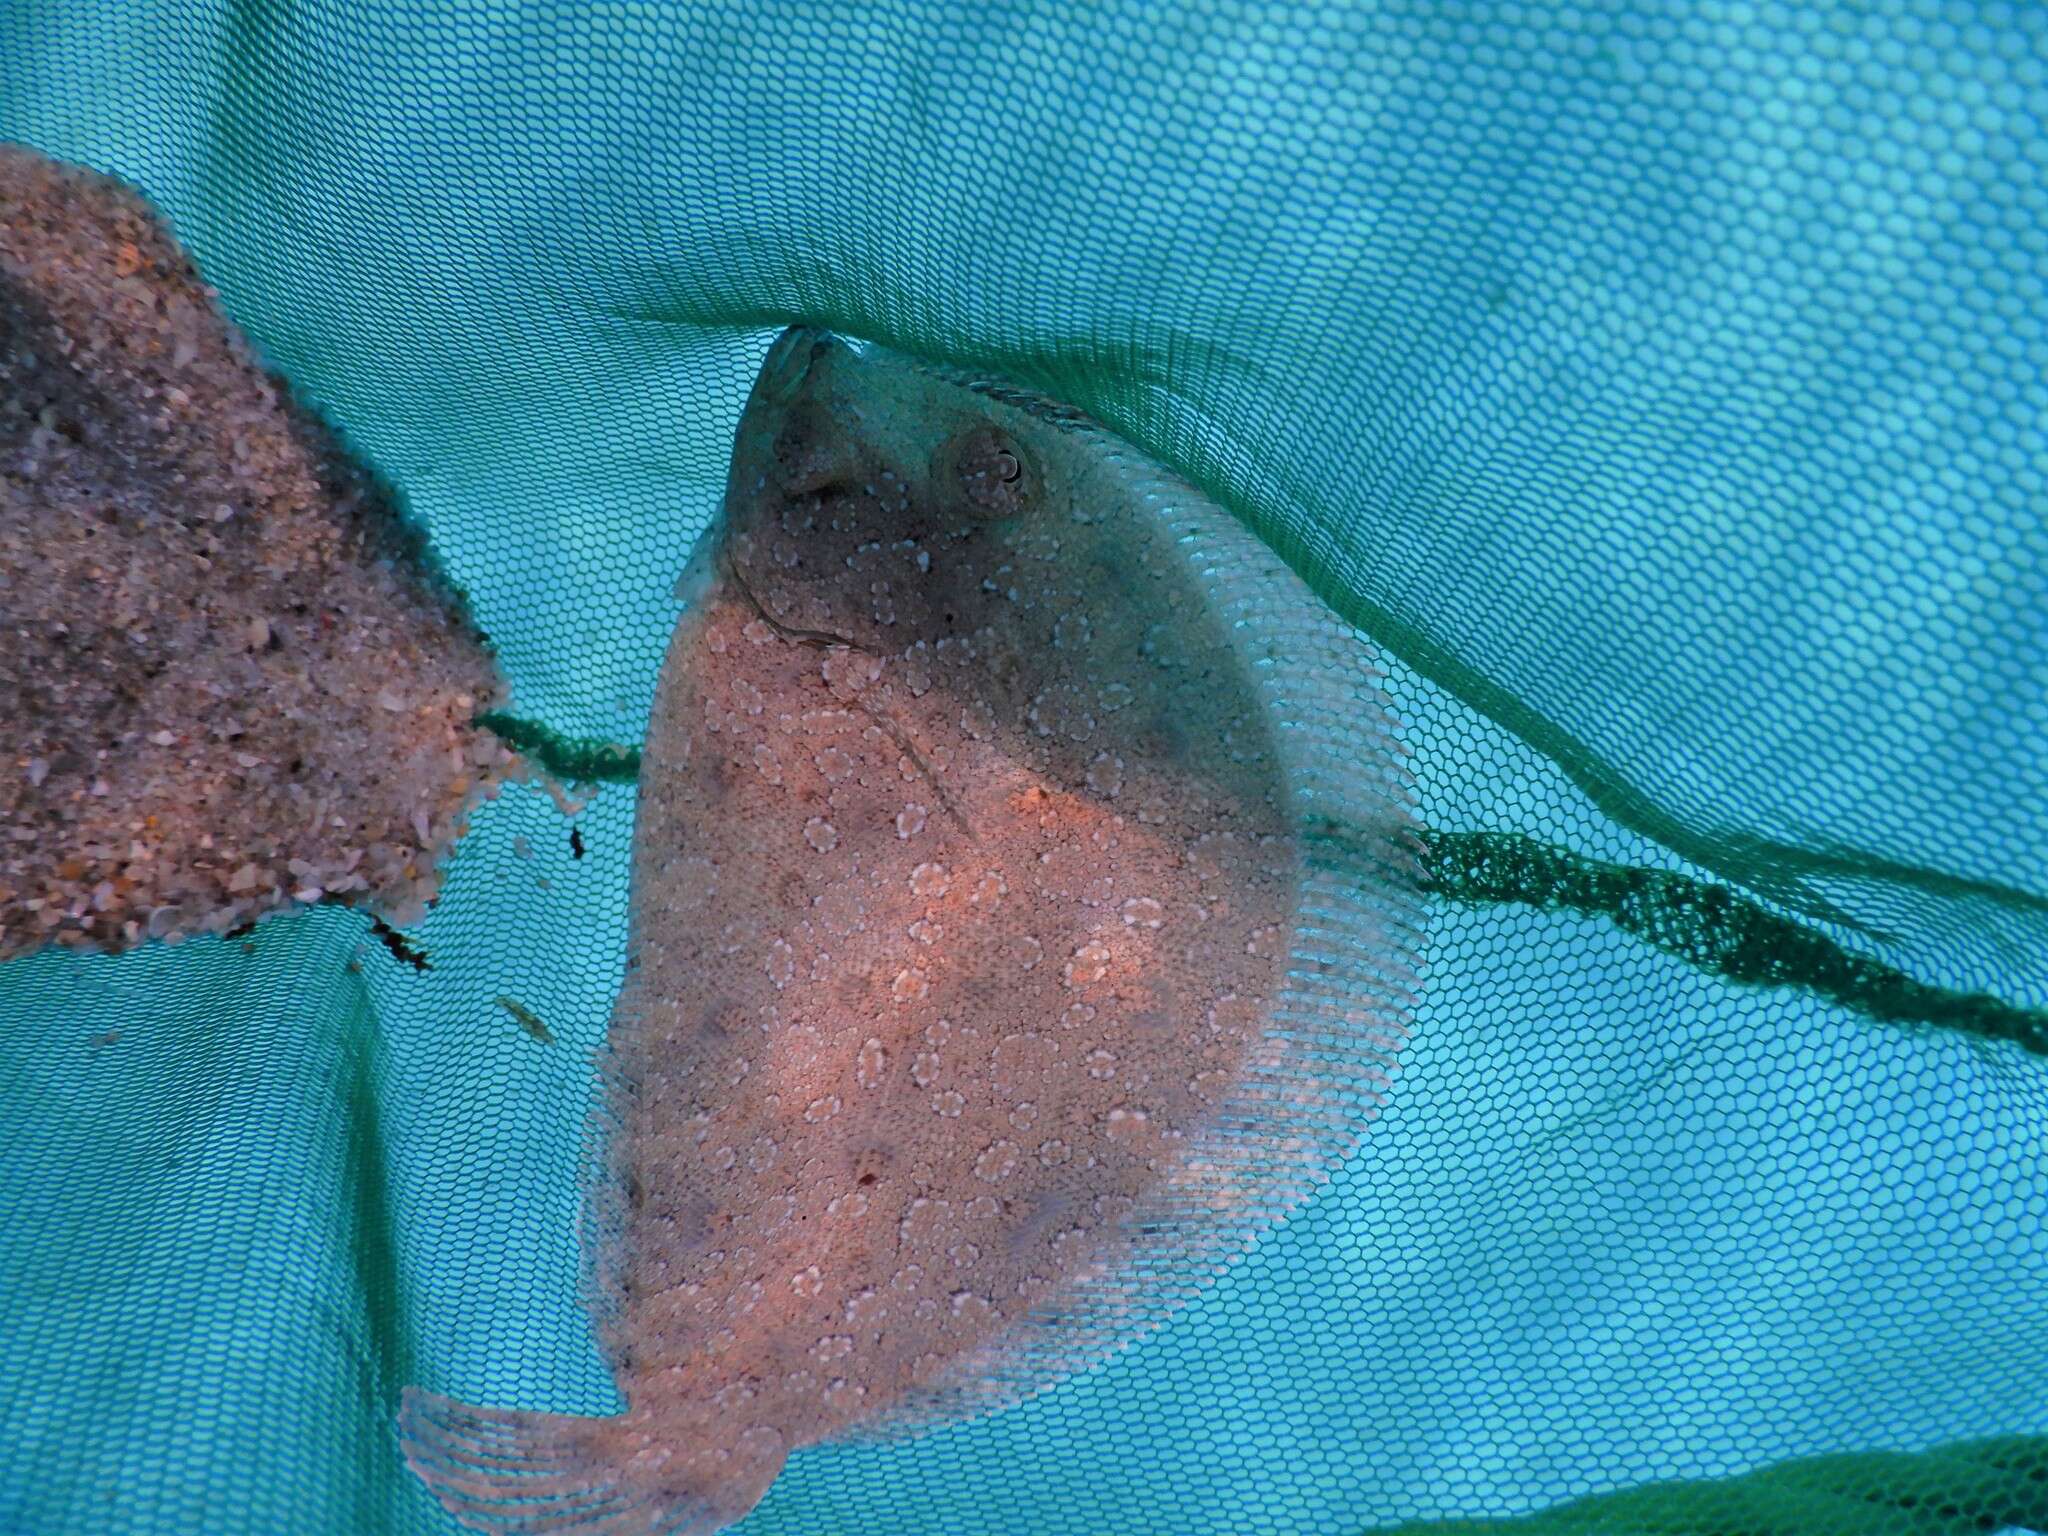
<box><xmin>399</xmin><ymin>1387</ymin><xmax>778</xmax><ymax>1536</ymax></box>
<box><xmin>398</xmin><ymin>1387</ymin><xmax>654</xmax><ymax>1534</ymax></box>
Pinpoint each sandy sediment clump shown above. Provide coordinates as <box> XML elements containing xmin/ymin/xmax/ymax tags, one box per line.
<box><xmin>0</xmin><ymin>142</ymin><xmax>520</xmax><ymax>961</ymax></box>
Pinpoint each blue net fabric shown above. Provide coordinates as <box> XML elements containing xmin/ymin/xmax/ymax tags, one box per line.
<box><xmin>2</xmin><ymin>4</ymin><xmax>2044</xmax><ymax>1533</ymax></box>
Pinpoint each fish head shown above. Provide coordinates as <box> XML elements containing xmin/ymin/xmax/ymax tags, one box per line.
<box><xmin>714</xmin><ymin>326</ymin><xmax>1070</xmax><ymax>655</ymax></box>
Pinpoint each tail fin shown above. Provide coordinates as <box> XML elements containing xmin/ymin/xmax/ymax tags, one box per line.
<box><xmin>397</xmin><ymin>1388</ymin><xmax>785</xmax><ymax>1536</ymax></box>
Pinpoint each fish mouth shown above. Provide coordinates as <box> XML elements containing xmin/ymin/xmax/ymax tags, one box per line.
<box><xmin>755</xmin><ymin>325</ymin><xmax>847</xmax><ymax>406</ymax></box>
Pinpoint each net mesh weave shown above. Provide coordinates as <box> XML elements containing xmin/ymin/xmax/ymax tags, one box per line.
<box><xmin>2</xmin><ymin>3</ymin><xmax>2044</xmax><ymax>1533</ymax></box>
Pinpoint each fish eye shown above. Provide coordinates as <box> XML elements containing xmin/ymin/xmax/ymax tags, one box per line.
<box><xmin>935</xmin><ymin>424</ymin><xmax>1035</xmax><ymax>520</ymax></box>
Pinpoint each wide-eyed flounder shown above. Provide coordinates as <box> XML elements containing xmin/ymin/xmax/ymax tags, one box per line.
<box><xmin>402</xmin><ymin>329</ymin><xmax>1422</xmax><ymax>1534</ymax></box>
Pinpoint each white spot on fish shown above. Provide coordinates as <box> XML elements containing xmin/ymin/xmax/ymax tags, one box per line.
<box><xmin>1121</xmin><ymin>897</ymin><xmax>1165</xmax><ymax>928</ymax></box>
<box><xmin>821</xmin><ymin>649</ymin><xmax>881</xmax><ymax>698</ymax></box>
<box><xmin>1063</xmin><ymin>941</ymin><xmax>1112</xmax><ymax>987</ymax></box>
<box><xmin>856</xmin><ymin>1038</ymin><xmax>887</xmax><ymax>1088</ymax></box>
<box><xmin>1085</xmin><ymin>752</ymin><xmax>1124</xmax><ymax>798</ymax></box>
<box><xmin>974</xmin><ymin>1142</ymin><xmax>1021</xmax><ymax>1181</ymax></box>
<box><xmin>1103</xmin><ymin>1107</ymin><xmax>1149</xmax><ymax>1142</ymax></box>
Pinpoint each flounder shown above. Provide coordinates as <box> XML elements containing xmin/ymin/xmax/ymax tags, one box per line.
<box><xmin>402</xmin><ymin>328</ymin><xmax>1422</xmax><ymax>1534</ymax></box>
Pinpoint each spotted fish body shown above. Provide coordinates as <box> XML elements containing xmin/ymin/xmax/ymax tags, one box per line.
<box><xmin>402</xmin><ymin>329</ymin><xmax>1422</xmax><ymax>1534</ymax></box>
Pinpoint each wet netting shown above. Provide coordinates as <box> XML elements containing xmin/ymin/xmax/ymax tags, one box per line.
<box><xmin>3</xmin><ymin>3</ymin><xmax>2045</xmax><ymax>1534</ymax></box>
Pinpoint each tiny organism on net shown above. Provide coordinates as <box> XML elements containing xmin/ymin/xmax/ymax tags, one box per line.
<box><xmin>0</xmin><ymin>144</ymin><xmax>521</xmax><ymax>961</ymax></box>
<box><xmin>570</xmin><ymin>825</ymin><xmax>586</xmax><ymax>860</ymax></box>
<box><xmin>497</xmin><ymin>995</ymin><xmax>554</xmax><ymax>1046</ymax></box>
<box><xmin>401</xmin><ymin>328</ymin><xmax>1423</xmax><ymax>1534</ymax></box>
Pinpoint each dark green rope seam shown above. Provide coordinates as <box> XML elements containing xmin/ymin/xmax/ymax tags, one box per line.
<box><xmin>1358</xmin><ymin>1432</ymin><xmax>2048</xmax><ymax>1536</ymax></box>
<box><xmin>1418</xmin><ymin>830</ymin><xmax>2048</xmax><ymax>1058</ymax></box>
<box><xmin>477</xmin><ymin>710</ymin><xmax>642</xmax><ymax>784</ymax></box>
<box><xmin>478</xmin><ymin>714</ymin><xmax>2047</xmax><ymax>1057</ymax></box>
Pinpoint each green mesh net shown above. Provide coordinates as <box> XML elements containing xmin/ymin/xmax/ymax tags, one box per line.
<box><xmin>3</xmin><ymin>3</ymin><xmax>2045</xmax><ymax>1533</ymax></box>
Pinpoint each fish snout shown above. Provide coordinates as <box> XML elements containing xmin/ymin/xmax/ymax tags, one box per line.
<box><xmin>756</xmin><ymin>325</ymin><xmax>834</xmax><ymax>405</ymax></box>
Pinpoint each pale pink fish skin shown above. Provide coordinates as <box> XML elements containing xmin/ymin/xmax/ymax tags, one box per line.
<box><xmin>401</xmin><ymin>328</ymin><xmax>1419</xmax><ymax>1535</ymax></box>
